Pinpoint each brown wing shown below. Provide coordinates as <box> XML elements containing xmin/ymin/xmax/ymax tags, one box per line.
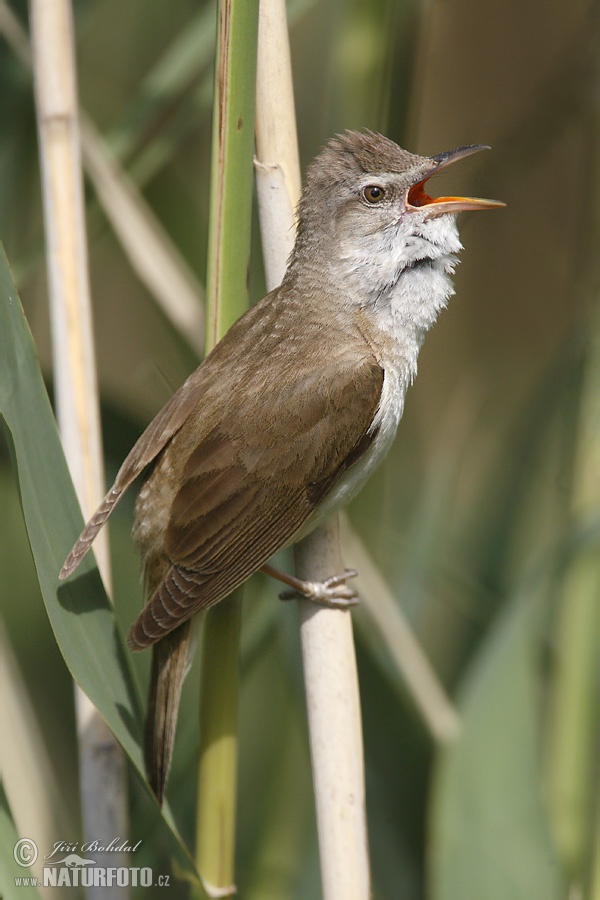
<box><xmin>59</xmin><ymin>289</ymin><xmax>285</xmax><ymax>580</ymax></box>
<box><xmin>58</xmin><ymin>364</ymin><xmax>213</xmax><ymax>580</ymax></box>
<box><xmin>128</xmin><ymin>355</ymin><xmax>384</xmax><ymax>648</ymax></box>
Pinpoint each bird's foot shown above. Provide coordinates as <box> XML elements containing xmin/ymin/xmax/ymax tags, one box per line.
<box><xmin>260</xmin><ymin>563</ymin><xmax>359</xmax><ymax>607</ymax></box>
<box><xmin>280</xmin><ymin>569</ymin><xmax>359</xmax><ymax>607</ymax></box>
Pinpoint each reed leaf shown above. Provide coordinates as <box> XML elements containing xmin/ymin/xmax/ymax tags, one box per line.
<box><xmin>0</xmin><ymin>245</ymin><xmax>198</xmax><ymax>885</ymax></box>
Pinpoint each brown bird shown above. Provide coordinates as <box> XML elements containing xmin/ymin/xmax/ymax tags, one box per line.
<box><xmin>60</xmin><ymin>130</ymin><xmax>503</xmax><ymax>803</ymax></box>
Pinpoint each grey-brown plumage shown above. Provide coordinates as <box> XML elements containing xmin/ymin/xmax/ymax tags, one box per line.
<box><xmin>130</xmin><ymin>296</ymin><xmax>384</xmax><ymax>648</ymax></box>
<box><xmin>60</xmin><ymin>130</ymin><xmax>503</xmax><ymax>802</ymax></box>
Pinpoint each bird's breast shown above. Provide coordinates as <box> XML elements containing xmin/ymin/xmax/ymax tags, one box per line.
<box><xmin>295</xmin><ymin>362</ymin><xmax>407</xmax><ymax>539</ymax></box>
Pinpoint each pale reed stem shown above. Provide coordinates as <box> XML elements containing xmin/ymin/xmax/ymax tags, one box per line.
<box><xmin>28</xmin><ymin>2</ymin><xmax>128</xmax><ymax>894</ymax></box>
<box><xmin>255</xmin><ymin>1</ymin><xmax>371</xmax><ymax>895</ymax></box>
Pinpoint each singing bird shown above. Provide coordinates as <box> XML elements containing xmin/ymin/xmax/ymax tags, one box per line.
<box><xmin>60</xmin><ymin>130</ymin><xmax>503</xmax><ymax>802</ymax></box>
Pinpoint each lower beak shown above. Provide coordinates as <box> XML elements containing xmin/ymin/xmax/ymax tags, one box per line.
<box><xmin>406</xmin><ymin>144</ymin><xmax>505</xmax><ymax>216</ymax></box>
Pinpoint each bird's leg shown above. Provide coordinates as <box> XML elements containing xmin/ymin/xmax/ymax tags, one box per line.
<box><xmin>260</xmin><ymin>563</ymin><xmax>359</xmax><ymax>607</ymax></box>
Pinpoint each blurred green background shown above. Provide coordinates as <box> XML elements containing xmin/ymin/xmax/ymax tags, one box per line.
<box><xmin>1</xmin><ymin>0</ymin><xmax>598</xmax><ymax>897</ymax></box>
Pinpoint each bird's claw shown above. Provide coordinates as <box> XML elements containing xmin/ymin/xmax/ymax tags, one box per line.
<box><xmin>279</xmin><ymin>568</ymin><xmax>359</xmax><ymax>607</ymax></box>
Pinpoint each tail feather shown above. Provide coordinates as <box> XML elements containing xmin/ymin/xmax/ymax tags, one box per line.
<box><xmin>143</xmin><ymin>620</ymin><xmax>194</xmax><ymax>804</ymax></box>
<box><xmin>59</xmin><ymin>486</ymin><xmax>124</xmax><ymax>579</ymax></box>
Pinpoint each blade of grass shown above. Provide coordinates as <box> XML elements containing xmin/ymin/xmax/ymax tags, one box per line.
<box><xmin>0</xmin><ymin>245</ymin><xmax>198</xmax><ymax>886</ymax></box>
<box><xmin>194</xmin><ymin>0</ymin><xmax>259</xmax><ymax>895</ymax></box>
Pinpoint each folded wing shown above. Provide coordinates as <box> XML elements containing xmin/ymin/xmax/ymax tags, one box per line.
<box><xmin>129</xmin><ymin>354</ymin><xmax>384</xmax><ymax>648</ymax></box>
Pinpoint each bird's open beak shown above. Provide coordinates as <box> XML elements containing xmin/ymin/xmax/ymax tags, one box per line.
<box><xmin>406</xmin><ymin>145</ymin><xmax>505</xmax><ymax>216</ymax></box>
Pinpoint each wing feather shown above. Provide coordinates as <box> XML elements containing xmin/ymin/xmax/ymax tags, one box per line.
<box><xmin>59</xmin><ymin>365</ymin><xmax>211</xmax><ymax>579</ymax></box>
<box><xmin>60</xmin><ymin>290</ymin><xmax>283</xmax><ymax>580</ymax></box>
<box><xmin>129</xmin><ymin>355</ymin><xmax>384</xmax><ymax>647</ymax></box>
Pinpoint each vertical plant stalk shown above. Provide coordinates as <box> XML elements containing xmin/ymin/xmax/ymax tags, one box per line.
<box><xmin>293</xmin><ymin>522</ymin><xmax>371</xmax><ymax>899</ymax></box>
<box><xmin>547</xmin><ymin>323</ymin><xmax>600</xmax><ymax>885</ymax></box>
<box><xmin>255</xmin><ymin>2</ymin><xmax>371</xmax><ymax>896</ymax></box>
<box><xmin>195</xmin><ymin>0</ymin><xmax>259</xmax><ymax>895</ymax></box>
<box><xmin>28</xmin><ymin>0</ymin><xmax>128</xmax><ymax>893</ymax></box>
<box><xmin>0</xmin><ymin>3</ymin><xmax>204</xmax><ymax>355</ymax></box>
<box><xmin>204</xmin><ymin>0</ymin><xmax>260</xmax><ymax>346</ymax></box>
<box><xmin>255</xmin><ymin>0</ymin><xmax>301</xmax><ymax>291</ymax></box>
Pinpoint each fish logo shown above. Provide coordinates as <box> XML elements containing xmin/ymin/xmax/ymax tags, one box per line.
<box><xmin>52</xmin><ymin>854</ymin><xmax>96</xmax><ymax>868</ymax></box>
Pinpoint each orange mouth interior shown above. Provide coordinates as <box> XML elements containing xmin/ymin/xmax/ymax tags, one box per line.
<box><xmin>407</xmin><ymin>181</ymin><xmax>464</xmax><ymax>208</ymax></box>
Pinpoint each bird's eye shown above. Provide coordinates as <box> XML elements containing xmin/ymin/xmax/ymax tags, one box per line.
<box><xmin>362</xmin><ymin>185</ymin><xmax>386</xmax><ymax>204</ymax></box>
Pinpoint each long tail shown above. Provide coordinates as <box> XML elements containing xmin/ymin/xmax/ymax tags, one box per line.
<box><xmin>143</xmin><ymin>620</ymin><xmax>194</xmax><ymax>804</ymax></box>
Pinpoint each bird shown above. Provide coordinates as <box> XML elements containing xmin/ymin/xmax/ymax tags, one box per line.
<box><xmin>60</xmin><ymin>129</ymin><xmax>504</xmax><ymax>803</ymax></box>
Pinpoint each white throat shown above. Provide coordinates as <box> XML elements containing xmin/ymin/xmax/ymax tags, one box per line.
<box><xmin>298</xmin><ymin>214</ymin><xmax>464</xmax><ymax>531</ymax></box>
<box><xmin>338</xmin><ymin>211</ymin><xmax>462</xmax><ymax>379</ymax></box>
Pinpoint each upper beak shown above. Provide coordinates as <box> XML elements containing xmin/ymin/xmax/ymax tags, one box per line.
<box><xmin>406</xmin><ymin>144</ymin><xmax>505</xmax><ymax>216</ymax></box>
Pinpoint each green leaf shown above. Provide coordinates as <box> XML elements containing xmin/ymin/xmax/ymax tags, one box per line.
<box><xmin>0</xmin><ymin>243</ymin><xmax>144</xmax><ymax>768</ymax></box>
<box><xmin>0</xmin><ymin>244</ymin><xmax>199</xmax><ymax>885</ymax></box>
<box><xmin>429</xmin><ymin>592</ymin><xmax>564</xmax><ymax>900</ymax></box>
